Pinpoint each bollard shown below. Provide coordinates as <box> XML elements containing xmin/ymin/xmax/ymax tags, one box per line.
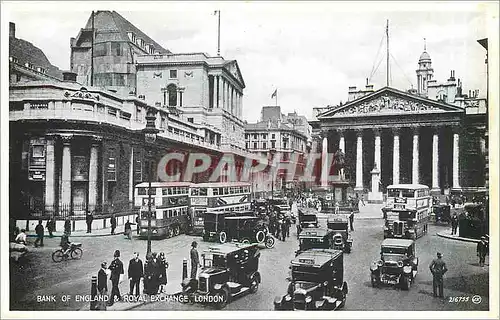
<box><xmin>182</xmin><ymin>258</ymin><xmax>188</xmax><ymax>280</ymax></box>
<box><xmin>90</xmin><ymin>276</ymin><xmax>97</xmax><ymax>310</ymax></box>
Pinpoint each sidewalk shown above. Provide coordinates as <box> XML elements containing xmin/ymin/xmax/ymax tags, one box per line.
<box><xmin>357</xmin><ymin>203</ymin><xmax>384</xmax><ymax>219</ymax></box>
<box><xmin>436</xmin><ymin>231</ymin><xmax>481</xmax><ymax>243</ymax></box>
<box><xmin>26</xmin><ymin>227</ymin><xmax>124</xmax><ymax>238</ymax></box>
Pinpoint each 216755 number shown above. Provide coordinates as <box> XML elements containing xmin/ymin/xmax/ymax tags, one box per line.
<box><xmin>448</xmin><ymin>296</ymin><xmax>469</xmax><ymax>303</ymax></box>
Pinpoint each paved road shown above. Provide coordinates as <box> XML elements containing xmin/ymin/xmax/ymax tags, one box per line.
<box><xmin>11</xmin><ymin>210</ymin><xmax>489</xmax><ymax>311</ymax></box>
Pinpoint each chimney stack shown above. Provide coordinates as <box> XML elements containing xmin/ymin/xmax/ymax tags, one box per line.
<box><xmin>62</xmin><ymin>71</ymin><xmax>77</xmax><ymax>82</ymax></box>
<box><xmin>348</xmin><ymin>86</ymin><xmax>357</xmax><ymax>93</ymax></box>
<box><xmin>9</xmin><ymin>22</ymin><xmax>15</xmax><ymax>38</ymax></box>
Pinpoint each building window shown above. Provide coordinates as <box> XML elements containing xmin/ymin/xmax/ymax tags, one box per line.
<box><xmin>36</xmin><ymin>67</ymin><xmax>46</xmax><ymax>74</ymax></box>
<box><xmin>167</xmin><ymin>84</ymin><xmax>177</xmax><ymax>106</ymax></box>
<box><xmin>127</xmin><ymin>32</ymin><xmax>136</xmax><ymax>43</ymax></box>
<box><xmin>169</xmin><ymin>70</ymin><xmax>178</xmax><ymax>79</ymax></box>
<box><xmin>108</xmin><ymin>107</ymin><xmax>117</xmax><ymax>117</ymax></box>
<box><xmin>111</xmin><ymin>42</ymin><xmax>122</xmax><ymax>56</ymax></box>
<box><xmin>187</xmin><ymin>117</ymin><xmax>194</xmax><ymax>123</ymax></box>
<box><xmin>120</xmin><ymin>111</ymin><xmax>131</xmax><ymax>120</ymax></box>
<box><xmin>253</xmin><ymin>142</ymin><xmax>257</xmax><ymax>149</ymax></box>
<box><xmin>263</xmin><ymin>142</ymin><xmax>267</xmax><ymax>149</ymax></box>
<box><xmin>107</xmin><ymin>147</ymin><xmax>117</xmax><ymax>181</ymax></box>
<box><xmin>271</xmin><ymin>141</ymin><xmax>276</xmax><ymax>149</ymax></box>
<box><xmin>136</xmin><ymin>107</ymin><xmax>142</xmax><ymax>122</ymax></box>
<box><xmin>94</xmin><ymin>43</ymin><xmax>108</xmax><ymax>57</ymax></box>
<box><xmin>263</xmin><ymin>134</ymin><xmax>267</xmax><ymax>139</ymax></box>
<box><xmin>246</xmin><ymin>142</ymin><xmax>249</xmax><ymax>149</ymax></box>
<box><xmin>271</xmin><ymin>134</ymin><xmax>275</xmax><ymax>139</ymax></box>
<box><xmin>253</xmin><ymin>134</ymin><xmax>257</xmax><ymax>139</ymax></box>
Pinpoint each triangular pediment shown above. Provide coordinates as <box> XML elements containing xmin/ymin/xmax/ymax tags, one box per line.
<box><xmin>318</xmin><ymin>87</ymin><xmax>464</xmax><ymax>119</ymax></box>
<box><xmin>224</xmin><ymin>60</ymin><xmax>246</xmax><ymax>88</ymax></box>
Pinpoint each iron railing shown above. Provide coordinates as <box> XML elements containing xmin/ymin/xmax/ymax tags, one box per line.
<box><xmin>17</xmin><ymin>201</ymin><xmax>135</xmax><ymax>220</ymax></box>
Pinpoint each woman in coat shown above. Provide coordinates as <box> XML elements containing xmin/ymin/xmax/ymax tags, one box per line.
<box><xmin>158</xmin><ymin>252</ymin><xmax>169</xmax><ymax>293</ymax></box>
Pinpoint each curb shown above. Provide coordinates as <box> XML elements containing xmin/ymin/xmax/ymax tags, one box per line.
<box><xmin>436</xmin><ymin>232</ymin><xmax>480</xmax><ymax>243</ymax></box>
<box><xmin>27</xmin><ymin>231</ymin><xmax>125</xmax><ymax>238</ymax></box>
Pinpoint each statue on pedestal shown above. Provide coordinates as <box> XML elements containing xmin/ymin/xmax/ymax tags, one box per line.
<box><xmin>334</xmin><ymin>148</ymin><xmax>346</xmax><ymax>181</ymax></box>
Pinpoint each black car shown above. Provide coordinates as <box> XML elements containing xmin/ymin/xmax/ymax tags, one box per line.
<box><xmin>370</xmin><ymin>239</ymin><xmax>418</xmax><ymax>290</ymax></box>
<box><xmin>182</xmin><ymin>243</ymin><xmax>261</xmax><ymax>309</ymax></box>
<box><xmin>326</xmin><ymin>214</ymin><xmax>353</xmax><ymax>253</ymax></box>
<box><xmin>298</xmin><ymin>207</ymin><xmax>319</xmax><ymax>229</ymax></box>
<box><xmin>203</xmin><ymin>212</ymin><xmax>275</xmax><ymax>248</ymax></box>
<box><xmin>296</xmin><ymin>228</ymin><xmax>335</xmax><ymax>256</ymax></box>
<box><xmin>274</xmin><ymin>249</ymin><xmax>348</xmax><ymax>310</ymax></box>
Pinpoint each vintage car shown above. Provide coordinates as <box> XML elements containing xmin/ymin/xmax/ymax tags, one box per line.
<box><xmin>296</xmin><ymin>228</ymin><xmax>335</xmax><ymax>256</ymax></box>
<box><xmin>252</xmin><ymin>199</ymin><xmax>269</xmax><ymax>215</ymax></box>
<box><xmin>370</xmin><ymin>239</ymin><xmax>418</xmax><ymax>290</ymax></box>
<box><xmin>182</xmin><ymin>243</ymin><xmax>261</xmax><ymax>309</ymax></box>
<box><xmin>298</xmin><ymin>207</ymin><xmax>319</xmax><ymax>229</ymax></box>
<box><xmin>274</xmin><ymin>249</ymin><xmax>348</xmax><ymax>310</ymax></box>
<box><xmin>326</xmin><ymin>214</ymin><xmax>353</xmax><ymax>253</ymax></box>
<box><xmin>269</xmin><ymin>198</ymin><xmax>296</xmax><ymax>224</ymax></box>
<box><xmin>203</xmin><ymin>213</ymin><xmax>275</xmax><ymax>248</ymax></box>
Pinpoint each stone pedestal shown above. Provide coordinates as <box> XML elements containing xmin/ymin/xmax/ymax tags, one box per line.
<box><xmin>368</xmin><ymin>167</ymin><xmax>383</xmax><ymax>203</ymax></box>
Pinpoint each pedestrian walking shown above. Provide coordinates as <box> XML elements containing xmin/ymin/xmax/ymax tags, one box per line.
<box><xmin>98</xmin><ymin>261</ymin><xmax>109</xmax><ymax>294</ymax></box>
<box><xmin>46</xmin><ymin>217</ymin><xmax>55</xmax><ymax>237</ymax></box>
<box><xmin>190</xmin><ymin>241</ymin><xmax>200</xmax><ymax>279</ymax></box>
<box><xmin>108</xmin><ymin>250</ymin><xmax>124</xmax><ymax>306</ymax></box>
<box><xmin>34</xmin><ymin>220</ymin><xmax>45</xmax><ymax>247</ymax></box>
<box><xmin>86</xmin><ymin>210</ymin><xmax>94</xmax><ymax>233</ymax></box>
<box><xmin>477</xmin><ymin>236</ymin><xmax>488</xmax><ymax>267</ymax></box>
<box><xmin>158</xmin><ymin>252</ymin><xmax>169</xmax><ymax>293</ymax></box>
<box><xmin>429</xmin><ymin>252</ymin><xmax>448</xmax><ymax>298</ymax></box>
<box><xmin>284</xmin><ymin>217</ymin><xmax>291</xmax><ymax>238</ymax></box>
<box><xmin>64</xmin><ymin>218</ymin><xmax>71</xmax><ymax>236</ymax></box>
<box><xmin>135</xmin><ymin>214</ymin><xmax>140</xmax><ymax>235</ymax></box>
<box><xmin>128</xmin><ymin>252</ymin><xmax>143</xmax><ymax>296</ymax></box>
<box><xmin>451</xmin><ymin>213</ymin><xmax>459</xmax><ymax>235</ymax></box>
<box><xmin>110</xmin><ymin>213</ymin><xmax>117</xmax><ymax>235</ymax></box>
<box><xmin>281</xmin><ymin>219</ymin><xmax>287</xmax><ymax>241</ymax></box>
<box><xmin>124</xmin><ymin>220</ymin><xmax>133</xmax><ymax>240</ymax></box>
<box><xmin>349</xmin><ymin>211</ymin><xmax>354</xmax><ymax>231</ymax></box>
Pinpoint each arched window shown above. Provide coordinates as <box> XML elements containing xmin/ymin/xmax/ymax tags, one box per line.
<box><xmin>167</xmin><ymin>84</ymin><xmax>177</xmax><ymax>106</ymax></box>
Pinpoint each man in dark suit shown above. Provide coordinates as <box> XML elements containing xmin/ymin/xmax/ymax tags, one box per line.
<box><xmin>110</xmin><ymin>214</ymin><xmax>117</xmax><ymax>235</ymax></box>
<box><xmin>108</xmin><ymin>250</ymin><xmax>124</xmax><ymax>306</ymax></box>
<box><xmin>98</xmin><ymin>261</ymin><xmax>108</xmax><ymax>294</ymax></box>
<box><xmin>477</xmin><ymin>236</ymin><xmax>489</xmax><ymax>267</ymax></box>
<box><xmin>128</xmin><ymin>252</ymin><xmax>144</xmax><ymax>296</ymax></box>
<box><xmin>190</xmin><ymin>241</ymin><xmax>200</xmax><ymax>279</ymax></box>
<box><xmin>429</xmin><ymin>252</ymin><xmax>448</xmax><ymax>298</ymax></box>
<box><xmin>86</xmin><ymin>210</ymin><xmax>94</xmax><ymax>233</ymax></box>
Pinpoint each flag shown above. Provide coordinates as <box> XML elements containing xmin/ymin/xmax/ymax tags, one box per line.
<box><xmin>271</xmin><ymin>89</ymin><xmax>277</xmax><ymax>99</ymax></box>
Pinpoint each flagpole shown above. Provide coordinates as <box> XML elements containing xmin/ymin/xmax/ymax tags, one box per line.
<box><xmin>275</xmin><ymin>90</ymin><xmax>278</xmax><ymax>107</ymax></box>
<box><xmin>215</xmin><ymin>10</ymin><xmax>221</xmax><ymax>56</ymax></box>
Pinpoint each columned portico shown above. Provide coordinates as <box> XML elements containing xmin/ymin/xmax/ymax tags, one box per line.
<box><xmin>44</xmin><ymin>137</ymin><xmax>56</xmax><ymax>215</ymax></box>
<box><xmin>355</xmin><ymin>130</ymin><xmax>363</xmax><ymax>191</ymax></box>
<box><xmin>321</xmin><ymin>133</ymin><xmax>328</xmax><ymax>187</ymax></box>
<box><xmin>392</xmin><ymin>128</ymin><xmax>400</xmax><ymax>185</ymax></box>
<box><xmin>452</xmin><ymin>127</ymin><xmax>461</xmax><ymax>190</ymax></box>
<box><xmin>60</xmin><ymin>134</ymin><xmax>72</xmax><ymax>213</ymax></box>
<box><xmin>338</xmin><ymin>129</ymin><xmax>345</xmax><ymax>152</ymax></box>
<box><xmin>432</xmin><ymin>128</ymin><xmax>440</xmax><ymax>192</ymax></box>
<box><xmin>412</xmin><ymin>127</ymin><xmax>419</xmax><ymax>184</ymax></box>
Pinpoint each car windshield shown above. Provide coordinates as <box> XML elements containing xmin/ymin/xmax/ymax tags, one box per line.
<box><xmin>300</xmin><ymin>238</ymin><xmax>327</xmax><ymax>249</ymax></box>
<box><xmin>294</xmin><ymin>281</ymin><xmax>318</xmax><ymax>291</ymax></box>
<box><xmin>203</xmin><ymin>254</ymin><xmax>226</xmax><ymax>268</ymax></box>
<box><xmin>381</xmin><ymin>246</ymin><xmax>407</xmax><ymax>255</ymax></box>
<box><xmin>328</xmin><ymin>223</ymin><xmax>347</xmax><ymax>230</ymax></box>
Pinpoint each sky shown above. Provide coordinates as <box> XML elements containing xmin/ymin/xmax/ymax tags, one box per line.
<box><xmin>3</xmin><ymin>1</ymin><xmax>496</xmax><ymax>123</ymax></box>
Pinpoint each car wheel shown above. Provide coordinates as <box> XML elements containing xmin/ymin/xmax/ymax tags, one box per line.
<box><xmin>215</xmin><ymin>287</ymin><xmax>229</xmax><ymax>309</ymax></box>
<box><xmin>219</xmin><ymin>231</ymin><xmax>227</xmax><ymax>244</ymax></box>
<box><xmin>265</xmin><ymin>236</ymin><xmax>275</xmax><ymax>249</ymax></box>
<box><xmin>256</xmin><ymin>230</ymin><xmax>265</xmax><ymax>243</ymax></box>
<box><xmin>174</xmin><ymin>226</ymin><xmax>180</xmax><ymax>236</ymax></box>
<box><xmin>370</xmin><ymin>275</ymin><xmax>379</xmax><ymax>288</ymax></box>
<box><xmin>338</xmin><ymin>293</ymin><xmax>346</xmax><ymax>309</ymax></box>
<box><xmin>400</xmin><ymin>276</ymin><xmax>410</xmax><ymax>291</ymax></box>
<box><xmin>250</xmin><ymin>275</ymin><xmax>259</xmax><ymax>293</ymax></box>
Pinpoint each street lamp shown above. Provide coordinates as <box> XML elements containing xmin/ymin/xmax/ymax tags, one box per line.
<box><xmin>143</xmin><ymin>107</ymin><xmax>159</xmax><ymax>258</ymax></box>
<box><xmin>270</xmin><ymin>149</ymin><xmax>276</xmax><ymax>199</ymax></box>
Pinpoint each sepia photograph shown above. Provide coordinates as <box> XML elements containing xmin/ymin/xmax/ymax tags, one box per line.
<box><xmin>1</xmin><ymin>1</ymin><xmax>498</xmax><ymax>319</ymax></box>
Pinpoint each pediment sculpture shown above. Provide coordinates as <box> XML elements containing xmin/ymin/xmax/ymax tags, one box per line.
<box><xmin>334</xmin><ymin>94</ymin><xmax>441</xmax><ymax>117</ymax></box>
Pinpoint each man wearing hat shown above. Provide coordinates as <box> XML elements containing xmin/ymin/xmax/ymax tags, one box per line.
<box><xmin>429</xmin><ymin>252</ymin><xmax>448</xmax><ymax>298</ymax></box>
<box><xmin>108</xmin><ymin>250</ymin><xmax>124</xmax><ymax>306</ymax></box>
<box><xmin>190</xmin><ymin>241</ymin><xmax>200</xmax><ymax>279</ymax></box>
<box><xmin>98</xmin><ymin>261</ymin><xmax>109</xmax><ymax>295</ymax></box>
<box><xmin>477</xmin><ymin>236</ymin><xmax>489</xmax><ymax>267</ymax></box>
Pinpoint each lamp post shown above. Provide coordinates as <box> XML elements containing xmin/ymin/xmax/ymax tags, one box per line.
<box><xmin>143</xmin><ymin>107</ymin><xmax>159</xmax><ymax>258</ymax></box>
<box><xmin>270</xmin><ymin>149</ymin><xmax>276</xmax><ymax>199</ymax></box>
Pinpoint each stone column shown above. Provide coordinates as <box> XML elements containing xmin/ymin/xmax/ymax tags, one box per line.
<box><xmin>338</xmin><ymin>129</ymin><xmax>345</xmax><ymax>152</ymax></box>
<box><xmin>60</xmin><ymin>134</ymin><xmax>72</xmax><ymax>214</ymax></box>
<box><xmin>321</xmin><ymin>132</ymin><xmax>329</xmax><ymax>187</ymax></box>
<box><xmin>452</xmin><ymin>127</ymin><xmax>461</xmax><ymax>190</ymax></box>
<box><xmin>45</xmin><ymin>137</ymin><xmax>56</xmax><ymax>215</ymax></box>
<box><xmin>88</xmin><ymin>136</ymin><xmax>100</xmax><ymax>211</ymax></box>
<box><xmin>392</xmin><ymin>128</ymin><xmax>400</xmax><ymax>185</ymax></box>
<box><xmin>217</xmin><ymin>76</ymin><xmax>222</xmax><ymax>108</ymax></box>
<box><xmin>226</xmin><ymin>82</ymin><xmax>230</xmax><ymax>111</ymax></box>
<box><xmin>374</xmin><ymin>128</ymin><xmax>381</xmax><ymax>170</ymax></box>
<box><xmin>211</xmin><ymin>75</ymin><xmax>217</xmax><ymax>109</ymax></box>
<box><xmin>432</xmin><ymin>128</ymin><xmax>440</xmax><ymax>192</ymax></box>
<box><xmin>129</xmin><ymin>146</ymin><xmax>134</xmax><ymax>202</ymax></box>
<box><xmin>355</xmin><ymin>130</ymin><xmax>363</xmax><ymax>191</ymax></box>
<box><xmin>231</xmin><ymin>87</ymin><xmax>234</xmax><ymax>115</ymax></box>
<box><xmin>412</xmin><ymin>127</ymin><xmax>419</xmax><ymax>184</ymax></box>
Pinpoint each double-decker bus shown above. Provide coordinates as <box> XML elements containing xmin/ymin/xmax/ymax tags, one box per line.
<box><xmin>134</xmin><ymin>182</ymin><xmax>190</xmax><ymax>238</ymax></box>
<box><xmin>189</xmin><ymin>182</ymin><xmax>252</xmax><ymax>235</ymax></box>
<box><xmin>382</xmin><ymin>184</ymin><xmax>431</xmax><ymax>239</ymax></box>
